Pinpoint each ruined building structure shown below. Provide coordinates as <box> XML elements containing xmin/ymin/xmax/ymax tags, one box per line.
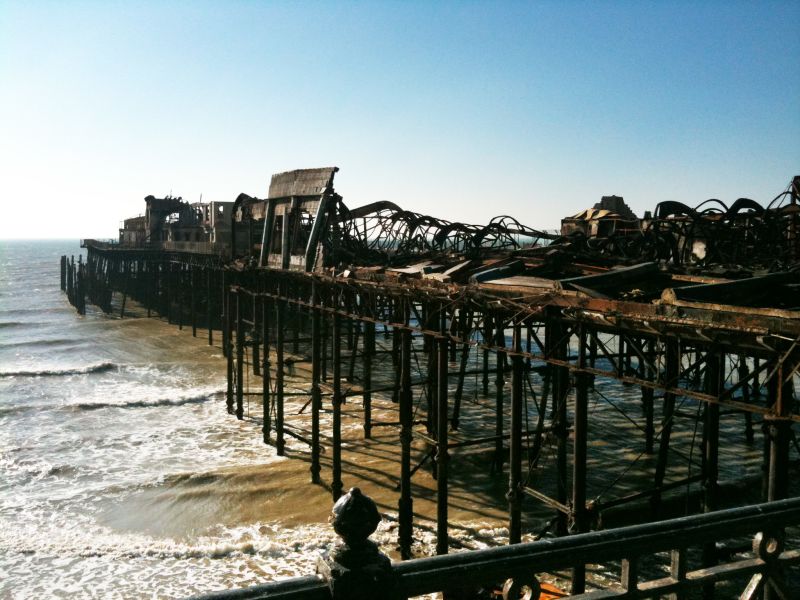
<box><xmin>119</xmin><ymin>195</ymin><xmax>233</xmax><ymax>251</ymax></box>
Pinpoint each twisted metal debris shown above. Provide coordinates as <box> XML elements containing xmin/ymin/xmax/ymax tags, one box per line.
<box><xmin>556</xmin><ymin>176</ymin><xmax>800</xmax><ymax>272</ymax></box>
<box><xmin>333</xmin><ymin>200</ymin><xmax>558</xmax><ymax>266</ymax></box>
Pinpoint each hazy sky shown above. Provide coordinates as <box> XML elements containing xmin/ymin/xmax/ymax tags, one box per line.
<box><xmin>1</xmin><ymin>1</ymin><xmax>798</xmax><ymax>239</ymax></box>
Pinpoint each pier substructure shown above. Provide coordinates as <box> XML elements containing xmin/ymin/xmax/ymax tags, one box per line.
<box><xmin>69</xmin><ymin>241</ymin><xmax>800</xmax><ymax>584</ymax></box>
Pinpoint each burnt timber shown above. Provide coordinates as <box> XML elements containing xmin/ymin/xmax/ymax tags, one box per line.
<box><xmin>63</xmin><ymin>169</ymin><xmax>800</xmax><ymax>594</ymax></box>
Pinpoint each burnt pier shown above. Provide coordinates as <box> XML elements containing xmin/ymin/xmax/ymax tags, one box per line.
<box><xmin>61</xmin><ymin>168</ymin><xmax>800</xmax><ymax>595</ymax></box>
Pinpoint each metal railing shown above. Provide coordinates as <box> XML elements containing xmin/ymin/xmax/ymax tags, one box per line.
<box><xmin>189</xmin><ymin>489</ymin><xmax>800</xmax><ymax>600</ymax></box>
<box><xmin>80</xmin><ymin>238</ymin><xmax>227</xmax><ymax>256</ymax></box>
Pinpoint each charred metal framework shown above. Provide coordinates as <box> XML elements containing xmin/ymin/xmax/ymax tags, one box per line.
<box><xmin>62</xmin><ymin>169</ymin><xmax>800</xmax><ymax>597</ymax></box>
<box><xmin>559</xmin><ymin>177</ymin><xmax>800</xmax><ymax>272</ymax></box>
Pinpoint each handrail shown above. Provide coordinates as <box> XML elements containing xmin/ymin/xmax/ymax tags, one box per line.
<box><xmin>394</xmin><ymin>497</ymin><xmax>800</xmax><ymax>597</ymax></box>
<box><xmin>188</xmin><ymin>493</ymin><xmax>800</xmax><ymax>600</ymax></box>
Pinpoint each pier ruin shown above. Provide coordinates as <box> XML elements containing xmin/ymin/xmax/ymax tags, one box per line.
<box><xmin>61</xmin><ymin>168</ymin><xmax>800</xmax><ymax>596</ymax></box>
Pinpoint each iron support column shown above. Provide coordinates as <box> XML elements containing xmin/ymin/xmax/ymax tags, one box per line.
<box><xmin>509</xmin><ymin>324</ymin><xmax>523</xmax><ymax>545</ymax></box>
<box><xmin>310</xmin><ymin>282</ymin><xmax>322</xmax><ymax>484</ymax></box>
<box><xmin>436</xmin><ymin>335</ymin><xmax>449</xmax><ymax>555</ymax></box>
<box><xmin>399</xmin><ymin>317</ymin><xmax>414</xmax><ymax>560</ymax></box>
<box><xmin>332</xmin><ymin>310</ymin><xmax>343</xmax><ymax>501</ymax></box>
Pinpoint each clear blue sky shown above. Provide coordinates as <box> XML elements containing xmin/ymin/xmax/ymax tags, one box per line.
<box><xmin>1</xmin><ymin>1</ymin><xmax>798</xmax><ymax>238</ymax></box>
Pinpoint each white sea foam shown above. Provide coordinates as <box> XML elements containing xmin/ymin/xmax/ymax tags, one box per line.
<box><xmin>0</xmin><ymin>502</ymin><xmax>499</xmax><ymax>600</ymax></box>
<box><xmin>0</xmin><ymin>240</ymin><xmax>285</xmax><ymax>598</ymax></box>
<box><xmin>0</xmin><ymin>361</ymin><xmax>118</xmax><ymax>377</ymax></box>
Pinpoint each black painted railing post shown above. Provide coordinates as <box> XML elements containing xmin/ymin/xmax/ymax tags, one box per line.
<box><xmin>317</xmin><ymin>487</ymin><xmax>395</xmax><ymax>600</ymax></box>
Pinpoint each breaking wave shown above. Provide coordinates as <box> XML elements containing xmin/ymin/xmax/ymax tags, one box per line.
<box><xmin>0</xmin><ymin>362</ymin><xmax>118</xmax><ymax>378</ymax></box>
<box><xmin>0</xmin><ymin>337</ymin><xmax>81</xmax><ymax>350</ymax></box>
<box><xmin>69</xmin><ymin>391</ymin><xmax>224</xmax><ymax>412</ymax></box>
<box><xmin>0</xmin><ymin>520</ymin><xmax>337</xmax><ymax>563</ymax></box>
<box><xmin>0</xmin><ymin>389</ymin><xmax>224</xmax><ymax>418</ymax></box>
<box><xmin>0</xmin><ymin>458</ymin><xmax>81</xmax><ymax>481</ymax></box>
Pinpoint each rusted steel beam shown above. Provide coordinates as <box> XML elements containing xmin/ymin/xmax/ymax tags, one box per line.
<box><xmin>251</xmin><ymin>277</ymin><xmax>799</xmax><ymax>345</ymax></box>
<box><xmin>521</xmin><ymin>485</ymin><xmax>571</xmax><ymax>515</ymax></box>
<box><xmin>665</xmin><ymin>271</ymin><xmax>798</xmax><ymax>304</ymax></box>
<box><xmin>226</xmin><ymin>282</ymin><xmax>798</xmax><ymax>420</ymax></box>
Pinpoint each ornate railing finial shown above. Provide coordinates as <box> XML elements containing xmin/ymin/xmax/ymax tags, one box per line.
<box><xmin>317</xmin><ymin>487</ymin><xmax>394</xmax><ymax>600</ymax></box>
<box><xmin>331</xmin><ymin>487</ymin><xmax>381</xmax><ymax>548</ymax></box>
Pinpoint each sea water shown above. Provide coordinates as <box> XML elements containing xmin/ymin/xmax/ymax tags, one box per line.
<box><xmin>0</xmin><ymin>240</ymin><xmax>366</xmax><ymax>599</ymax></box>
